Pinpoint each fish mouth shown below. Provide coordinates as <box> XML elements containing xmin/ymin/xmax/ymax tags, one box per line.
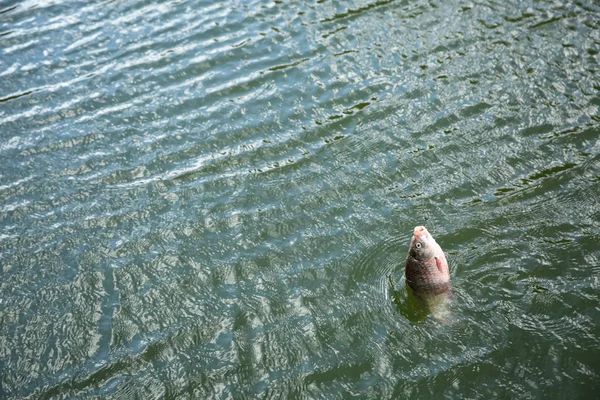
<box><xmin>413</xmin><ymin>225</ymin><xmax>430</xmax><ymax>241</ymax></box>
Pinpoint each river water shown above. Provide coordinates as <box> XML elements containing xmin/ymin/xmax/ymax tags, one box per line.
<box><xmin>1</xmin><ymin>0</ymin><xmax>599</xmax><ymax>398</ymax></box>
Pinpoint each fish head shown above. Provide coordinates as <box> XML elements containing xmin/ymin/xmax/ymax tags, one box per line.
<box><xmin>409</xmin><ymin>226</ymin><xmax>436</xmax><ymax>261</ymax></box>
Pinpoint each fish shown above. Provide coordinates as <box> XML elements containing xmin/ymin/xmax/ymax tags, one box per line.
<box><xmin>404</xmin><ymin>226</ymin><xmax>451</xmax><ymax>314</ymax></box>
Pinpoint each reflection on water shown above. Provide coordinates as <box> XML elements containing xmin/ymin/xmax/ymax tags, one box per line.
<box><xmin>1</xmin><ymin>0</ymin><xmax>600</xmax><ymax>398</ymax></box>
<box><xmin>391</xmin><ymin>283</ymin><xmax>453</xmax><ymax>323</ymax></box>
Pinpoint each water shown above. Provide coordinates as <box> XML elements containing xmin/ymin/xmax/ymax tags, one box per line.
<box><xmin>1</xmin><ymin>0</ymin><xmax>599</xmax><ymax>398</ymax></box>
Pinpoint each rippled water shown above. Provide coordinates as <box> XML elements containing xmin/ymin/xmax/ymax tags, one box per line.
<box><xmin>2</xmin><ymin>0</ymin><xmax>600</xmax><ymax>398</ymax></box>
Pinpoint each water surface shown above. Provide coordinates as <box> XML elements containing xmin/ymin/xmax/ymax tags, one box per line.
<box><xmin>1</xmin><ymin>0</ymin><xmax>600</xmax><ymax>398</ymax></box>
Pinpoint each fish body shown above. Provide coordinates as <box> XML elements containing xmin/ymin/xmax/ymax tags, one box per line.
<box><xmin>405</xmin><ymin>226</ymin><xmax>450</xmax><ymax>297</ymax></box>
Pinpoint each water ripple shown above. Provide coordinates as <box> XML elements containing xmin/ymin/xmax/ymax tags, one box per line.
<box><xmin>1</xmin><ymin>0</ymin><xmax>600</xmax><ymax>398</ymax></box>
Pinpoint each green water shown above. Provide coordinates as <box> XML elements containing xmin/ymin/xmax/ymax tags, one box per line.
<box><xmin>1</xmin><ymin>0</ymin><xmax>599</xmax><ymax>398</ymax></box>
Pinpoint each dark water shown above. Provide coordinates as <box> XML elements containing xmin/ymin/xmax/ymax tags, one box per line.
<box><xmin>1</xmin><ymin>0</ymin><xmax>600</xmax><ymax>398</ymax></box>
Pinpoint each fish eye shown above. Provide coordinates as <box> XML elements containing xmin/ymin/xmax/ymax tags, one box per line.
<box><xmin>415</xmin><ymin>242</ymin><xmax>422</xmax><ymax>248</ymax></box>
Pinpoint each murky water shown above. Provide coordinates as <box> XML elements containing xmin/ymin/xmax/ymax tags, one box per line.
<box><xmin>1</xmin><ymin>0</ymin><xmax>599</xmax><ymax>398</ymax></box>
